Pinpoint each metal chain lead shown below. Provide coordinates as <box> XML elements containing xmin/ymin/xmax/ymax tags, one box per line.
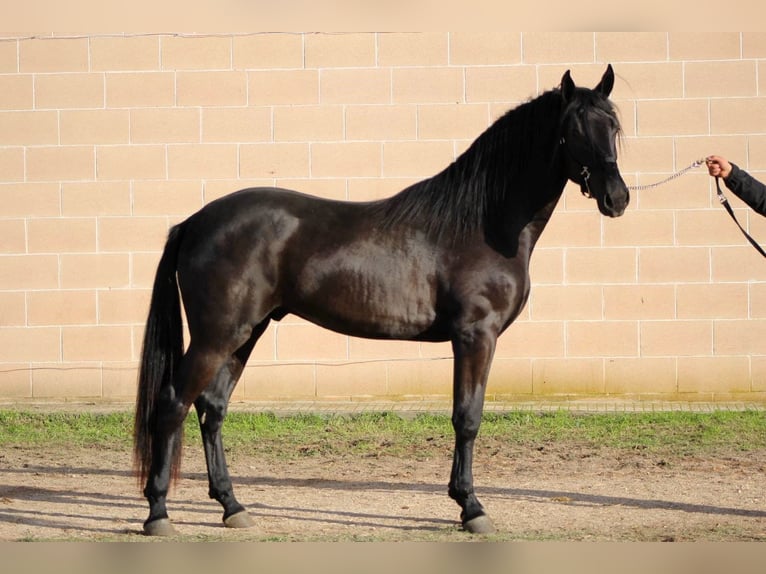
<box><xmin>627</xmin><ymin>157</ymin><xmax>707</xmax><ymax>191</ymax></box>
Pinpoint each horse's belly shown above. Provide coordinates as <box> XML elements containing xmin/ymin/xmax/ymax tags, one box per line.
<box><xmin>294</xmin><ymin>243</ymin><xmax>440</xmax><ymax>339</ymax></box>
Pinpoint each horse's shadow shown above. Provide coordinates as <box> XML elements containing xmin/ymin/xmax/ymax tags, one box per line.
<box><xmin>1</xmin><ymin>463</ymin><xmax>765</xmax><ymax>537</ymax></box>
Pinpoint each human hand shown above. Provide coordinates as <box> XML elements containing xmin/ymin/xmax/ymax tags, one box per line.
<box><xmin>706</xmin><ymin>155</ymin><xmax>733</xmax><ymax>179</ymax></box>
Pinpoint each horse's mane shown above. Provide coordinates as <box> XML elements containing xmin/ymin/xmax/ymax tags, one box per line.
<box><xmin>372</xmin><ymin>86</ymin><xmax>618</xmax><ymax>242</ymax></box>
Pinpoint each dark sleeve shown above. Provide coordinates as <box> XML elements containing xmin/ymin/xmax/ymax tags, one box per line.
<box><xmin>723</xmin><ymin>163</ymin><xmax>766</xmax><ymax>216</ymax></box>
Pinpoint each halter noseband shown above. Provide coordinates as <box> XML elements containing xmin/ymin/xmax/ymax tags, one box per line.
<box><xmin>559</xmin><ymin>136</ymin><xmax>617</xmax><ymax>199</ymax></box>
<box><xmin>559</xmin><ymin>137</ymin><xmax>593</xmax><ymax>198</ymax></box>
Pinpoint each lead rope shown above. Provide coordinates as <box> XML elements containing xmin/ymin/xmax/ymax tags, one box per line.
<box><xmin>627</xmin><ymin>157</ymin><xmax>706</xmax><ymax>191</ymax></box>
<box><xmin>627</xmin><ymin>158</ymin><xmax>766</xmax><ymax>258</ymax></box>
<box><xmin>715</xmin><ymin>176</ymin><xmax>766</xmax><ymax>258</ymax></box>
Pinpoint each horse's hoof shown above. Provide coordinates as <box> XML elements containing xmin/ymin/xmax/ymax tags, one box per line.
<box><xmin>463</xmin><ymin>514</ymin><xmax>495</xmax><ymax>534</ymax></box>
<box><xmin>144</xmin><ymin>518</ymin><xmax>177</xmax><ymax>536</ymax></box>
<box><xmin>224</xmin><ymin>510</ymin><xmax>256</xmax><ymax>529</ymax></box>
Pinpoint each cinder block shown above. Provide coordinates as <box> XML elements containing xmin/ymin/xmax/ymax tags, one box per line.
<box><xmin>595</xmin><ymin>32</ymin><xmax>668</xmax><ymax>63</ymax></box>
<box><xmin>532</xmin><ymin>358</ymin><xmax>605</xmax><ymax>395</ymax></box>
<box><xmin>0</xmin><ymin>76</ymin><xmax>33</xmax><ymax>110</ymax></box>
<box><xmin>0</xmin><ymin>292</ymin><xmax>26</xmax><ymax>325</ymax></box>
<box><xmin>529</xmin><ymin>285</ymin><xmax>603</xmax><ymax>321</ymax></box>
<box><xmin>35</xmin><ymin>73</ymin><xmax>104</xmax><ymax>109</ymax></box>
<box><xmin>161</xmin><ymin>35</ymin><xmax>231</xmax><ymax>70</ymax></box>
<box><xmin>202</xmin><ymin>108</ymin><xmax>272</xmax><ymax>143</ymax></box>
<box><xmin>249</xmin><ymin>70</ymin><xmax>319</xmax><ymax>105</ymax></box>
<box><xmin>522</xmin><ymin>33</ymin><xmax>595</xmax><ymax>64</ymax></box>
<box><xmin>603</xmin><ymin>284</ymin><xmax>676</xmax><ymax>320</ymax></box>
<box><xmin>677</xmin><ymin>283</ymin><xmax>748</xmax><ymax>320</ymax></box>
<box><xmin>242</xmin><ymin>363</ymin><xmax>316</xmax><ymax>399</ymax></box>
<box><xmin>378</xmin><ymin>33</ymin><xmax>448</xmax><ymax>66</ymax></box>
<box><xmin>305</xmin><ymin>33</ymin><xmax>375</xmax><ymax>68</ymax></box>
<box><xmin>668</xmin><ymin>32</ymin><xmax>741</xmax><ymax>60</ymax></box>
<box><xmin>96</xmin><ymin>145</ymin><xmax>166</xmax><ymax>181</ymax></box>
<box><xmin>566</xmin><ymin>321</ymin><xmax>639</xmax><ymax>357</ymax></box>
<box><xmin>27</xmin><ymin>146</ymin><xmax>94</xmax><ymax>182</ymax></box>
<box><xmin>565</xmin><ymin>247</ymin><xmax>638</xmax><ymax>284</ymax></box>
<box><xmin>312</xmin><ymin>142</ymin><xmax>382</xmax><ymax>178</ymax></box>
<box><xmin>0</xmin><ymin>364</ymin><xmax>32</xmax><ymax>397</ymax></box>
<box><xmin>465</xmin><ymin>66</ymin><xmax>537</xmax><ymax>104</ymax></box>
<box><xmin>392</xmin><ymin>68</ymin><xmax>464</xmax><ymax>104</ymax></box>
<box><xmin>386</xmin><ymin>359</ymin><xmax>453</xmax><ymax>397</ymax></box>
<box><xmin>496</xmin><ymin>321</ymin><xmax>564</xmax><ymax>358</ymax></box>
<box><xmin>0</xmin><ymin>111</ymin><xmax>58</xmax><ymax>145</ymax></box>
<box><xmin>167</xmin><ymin>144</ymin><xmax>238</xmax><ymax>179</ymax></box>
<box><xmin>62</xmin><ymin>325</ymin><xmax>133</xmax><ymax>362</ymax></box>
<box><xmin>32</xmin><ymin>364</ymin><xmax>102</xmax><ymax>398</ymax></box>
<box><xmin>19</xmin><ymin>37</ymin><xmax>88</xmax><ymax>72</ymax></box>
<box><xmin>61</xmin><ymin>110</ymin><xmax>130</xmax><ymax>145</ymax></box>
<box><xmin>274</xmin><ymin>106</ymin><xmax>344</xmax><ymax>142</ymax></box>
<box><xmin>487</xmin><ymin>358</ymin><xmax>533</xmax><ymax>396</ymax></box>
<box><xmin>0</xmin><ymin>41</ymin><xmax>17</xmax><ymax>72</ymax></box>
<box><xmin>60</xmin><ymin>253</ymin><xmax>130</xmax><ymax>289</ymax></box>
<box><xmin>0</xmin><ymin>148</ymin><xmax>23</xmax><ymax>182</ymax></box>
<box><xmin>177</xmin><ymin>71</ymin><xmax>247</xmax><ymax>106</ymax></box>
<box><xmin>382</xmin><ymin>141</ymin><xmax>453</xmax><ymax>177</ymax></box>
<box><xmin>102</xmin><ymin>362</ymin><xmax>139</xmax><ymax>398</ymax></box>
<box><xmin>62</xmin><ymin>182</ymin><xmax>131</xmax><ymax>216</ymax></box>
<box><xmin>27</xmin><ymin>218</ymin><xmax>97</xmax><ymax>253</ymax></box>
<box><xmin>132</xmin><ymin>181</ymin><xmax>203</xmax><ymax>217</ymax></box>
<box><xmin>98</xmin><ymin>289</ymin><xmax>151</xmax><ymax>325</ymax></box>
<box><xmin>275</xmin><ymin>323</ymin><xmax>348</xmax><ymax>361</ymax></box>
<box><xmin>418</xmin><ymin>104</ymin><xmax>488</xmax><ymax>140</ymax></box>
<box><xmin>605</xmin><ymin>357</ymin><xmax>677</xmax><ymax>395</ymax></box>
<box><xmin>240</xmin><ymin>143</ymin><xmax>310</xmax><ymax>178</ymax></box>
<box><xmin>233</xmin><ymin>33</ymin><xmax>303</xmax><ymax>70</ymax></box>
<box><xmin>0</xmin><ymin>219</ymin><xmax>25</xmax><ymax>254</ymax></box>
<box><xmin>603</xmin><ymin>210</ymin><xmax>675</xmax><ymax>247</ymax></box>
<box><xmin>636</xmin><ymin>99</ymin><xmax>709</xmax><ymax>136</ymax></box>
<box><xmin>98</xmin><ymin>216</ymin><xmax>169</xmax><ymax>253</ymax></box>
<box><xmin>0</xmin><ymin>327</ymin><xmax>61</xmax><ymax>362</ymax></box>
<box><xmin>640</xmin><ymin>320</ymin><xmax>713</xmax><ymax>357</ymax></box>
<box><xmin>27</xmin><ymin>290</ymin><xmax>97</xmax><ymax>326</ymax></box>
<box><xmin>638</xmin><ymin>247</ymin><xmax>710</xmax><ymax>283</ymax></box>
<box><xmin>346</xmin><ymin>105</ymin><xmax>416</xmax><ymax>141</ymax></box>
<box><xmin>685</xmin><ymin>61</ymin><xmax>757</xmax><ymax>98</ymax></box>
<box><xmin>320</xmin><ymin>69</ymin><xmax>391</xmax><ymax>104</ymax></box>
<box><xmin>90</xmin><ymin>36</ymin><xmax>160</xmax><ymax>71</ymax></box>
<box><xmin>450</xmin><ymin>33</ymin><xmax>521</xmax><ymax>65</ymax></box>
<box><xmin>714</xmin><ymin>319</ymin><xmax>766</xmax><ymax>356</ymax></box>
<box><xmin>316</xmin><ymin>361</ymin><xmax>388</xmax><ymax>398</ymax></box>
<box><xmin>677</xmin><ymin>356</ymin><xmax>751</xmax><ymax>393</ymax></box>
<box><xmin>0</xmin><ymin>255</ymin><xmax>59</xmax><ymax>290</ymax></box>
<box><xmin>130</xmin><ymin>108</ymin><xmax>200</xmax><ymax>144</ymax></box>
<box><xmin>106</xmin><ymin>72</ymin><xmax>175</xmax><ymax>108</ymax></box>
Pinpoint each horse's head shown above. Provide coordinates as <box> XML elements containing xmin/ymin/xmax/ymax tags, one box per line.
<box><xmin>559</xmin><ymin>64</ymin><xmax>629</xmax><ymax>218</ymax></box>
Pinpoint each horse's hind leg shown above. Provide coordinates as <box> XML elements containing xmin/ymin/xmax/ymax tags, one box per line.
<box><xmin>194</xmin><ymin>323</ymin><xmax>267</xmax><ymax>530</ymax></box>
<box><xmin>142</xmin><ymin>345</ymin><xmax>231</xmax><ymax>536</ymax></box>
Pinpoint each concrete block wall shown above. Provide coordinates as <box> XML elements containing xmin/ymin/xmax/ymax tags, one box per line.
<box><xmin>1</xmin><ymin>32</ymin><xmax>766</xmax><ymax>403</ymax></box>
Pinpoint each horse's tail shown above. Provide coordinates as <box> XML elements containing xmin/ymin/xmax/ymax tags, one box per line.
<box><xmin>133</xmin><ymin>222</ymin><xmax>186</xmax><ymax>485</ymax></box>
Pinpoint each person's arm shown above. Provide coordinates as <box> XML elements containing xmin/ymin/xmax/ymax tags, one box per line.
<box><xmin>707</xmin><ymin>155</ymin><xmax>766</xmax><ymax>216</ymax></box>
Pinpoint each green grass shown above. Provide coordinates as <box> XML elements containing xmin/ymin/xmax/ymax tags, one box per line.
<box><xmin>1</xmin><ymin>409</ymin><xmax>765</xmax><ymax>458</ymax></box>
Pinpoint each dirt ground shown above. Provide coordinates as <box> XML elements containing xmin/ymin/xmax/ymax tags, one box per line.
<box><xmin>2</xmin><ymin>439</ymin><xmax>766</xmax><ymax>542</ymax></box>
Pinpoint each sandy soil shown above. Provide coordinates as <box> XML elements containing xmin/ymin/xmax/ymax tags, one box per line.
<box><xmin>2</xmin><ymin>440</ymin><xmax>766</xmax><ymax>541</ymax></box>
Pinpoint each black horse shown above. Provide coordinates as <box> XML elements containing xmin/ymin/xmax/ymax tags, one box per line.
<box><xmin>134</xmin><ymin>65</ymin><xmax>629</xmax><ymax>536</ymax></box>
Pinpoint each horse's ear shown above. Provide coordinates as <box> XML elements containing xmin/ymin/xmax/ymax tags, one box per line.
<box><xmin>595</xmin><ymin>64</ymin><xmax>614</xmax><ymax>97</ymax></box>
<box><xmin>560</xmin><ymin>70</ymin><xmax>575</xmax><ymax>102</ymax></box>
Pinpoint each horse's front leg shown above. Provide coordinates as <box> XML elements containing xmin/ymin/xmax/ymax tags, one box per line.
<box><xmin>448</xmin><ymin>329</ymin><xmax>497</xmax><ymax>534</ymax></box>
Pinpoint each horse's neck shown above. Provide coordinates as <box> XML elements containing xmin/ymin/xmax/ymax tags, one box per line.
<box><xmin>489</xmin><ymin>170</ymin><xmax>567</xmax><ymax>258</ymax></box>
